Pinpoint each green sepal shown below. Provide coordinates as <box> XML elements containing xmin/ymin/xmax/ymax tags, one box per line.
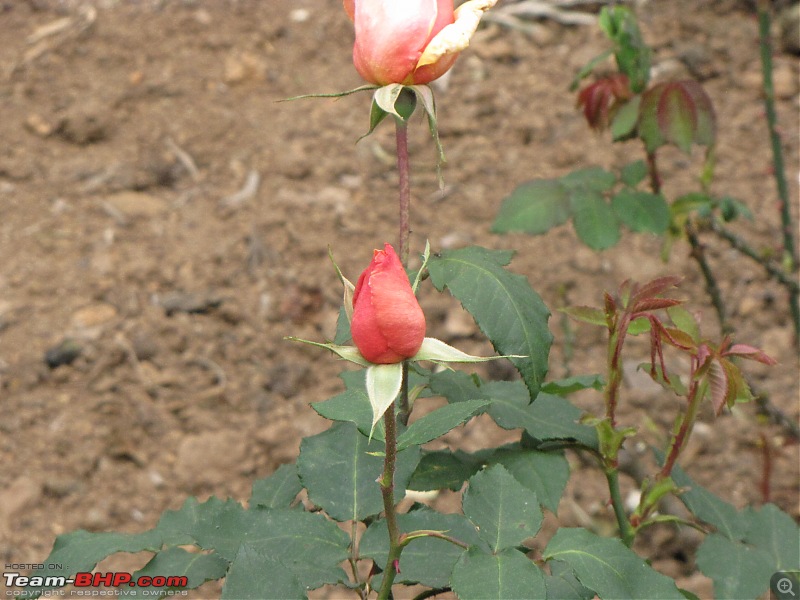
<box><xmin>412</xmin><ymin>337</ymin><xmax>524</xmax><ymax>364</ymax></box>
<box><xmin>373</xmin><ymin>84</ymin><xmax>415</xmax><ymax>121</ymax></box>
<box><xmin>366</xmin><ymin>363</ymin><xmax>404</xmax><ymax>437</ymax></box>
<box><xmin>366</xmin><ymin>99</ymin><xmax>389</xmax><ymax>137</ymax></box>
<box><xmin>411</xmin><ymin>240</ymin><xmax>431</xmax><ymax>294</ymax></box>
<box><xmin>281</xmin><ymin>84</ymin><xmax>377</xmax><ymax>102</ymax></box>
<box><xmin>285</xmin><ymin>337</ymin><xmax>369</xmax><ymax>367</ymax></box>
<box><xmin>409</xmin><ymin>84</ymin><xmax>445</xmax><ymax>181</ymax></box>
<box><xmin>328</xmin><ymin>246</ymin><xmax>355</xmax><ymax>322</ymax></box>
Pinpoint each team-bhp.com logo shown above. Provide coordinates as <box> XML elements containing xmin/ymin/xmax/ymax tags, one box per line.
<box><xmin>3</xmin><ymin>570</ymin><xmax>188</xmax><ymax>596</ymax></box>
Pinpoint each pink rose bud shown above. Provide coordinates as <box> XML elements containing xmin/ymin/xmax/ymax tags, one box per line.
<box><xmin>343</xmin><ymin>0</ymin><xmax>497</xmax><ymax>86</ymax></box>
<box><xmin>351</xmin><ymin>243</ymin><xmax>426</xmax><ymax>364</ymax></box>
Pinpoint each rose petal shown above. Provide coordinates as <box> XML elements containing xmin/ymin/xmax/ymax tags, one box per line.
<box><xmin>416</xmin><ymin>0</ymin><xmax>497</xmax><ymax>69</ymax></box>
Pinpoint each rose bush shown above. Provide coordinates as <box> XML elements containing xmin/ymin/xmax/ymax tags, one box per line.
<box><xmin>343</xmin><ymin>0</ymin><xmax>497</xmax><ymax>85</ymax></box>
<box><xmin>351</xmin><ymin>243</ymin><xmax>426</xmax><ymax>364</ymax></box>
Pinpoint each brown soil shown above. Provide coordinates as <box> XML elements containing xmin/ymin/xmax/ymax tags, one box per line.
<box><xmin>1</xmin><ymin>1</ymin><xmax>798</xmax><ymax>598</ymax></box>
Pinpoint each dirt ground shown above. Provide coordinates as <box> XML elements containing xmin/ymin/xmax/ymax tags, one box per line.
<box><xmin>0</xmin><ymin>0</ymin><xmax>798</xmax><ymax>598</ymax></box>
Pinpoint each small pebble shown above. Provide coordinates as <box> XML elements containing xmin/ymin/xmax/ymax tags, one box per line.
<box><xmin>44</xmin><ymin>338</ymin><xmax>82</xmax><ymax>369</ymax></box>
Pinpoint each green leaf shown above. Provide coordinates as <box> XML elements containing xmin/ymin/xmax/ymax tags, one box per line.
<box><xmin>235</xmin><ymin>508</ymin><xmax>349</xmax><ymax>589</ymax></box>
<box><xmin>612</xmin><ymin>190</ymin><xmax>670</xmax><ymax>233</ymax></box>
<box><xmin>487</xmin><ymin>445</ymin><xmax>570</xmax><ymax>514</ymax></box>
<box><xmin>561</xmin><ymin>167</ymin><xmax>617</xmax><ymax>192</ymax></box>
<box><xmin>570</xmin><ymin>48</ymin><xmax>614</xmax><ymax>91</ymax></box>
<box><xmin>427</xmin><ymin>246</ymin><xmax>552</xmax><ymax>398</ymax></box>
<box><xmin>311</xmin><ymin>387</ymin><xmax>384</xmax><ymax>442</ymax></box>
<box><xmin>221</xmin><ymin>544</ymin><xmax>305</xmax><ymax>600</ymax></box>
<box><xmin>667</xmin><ymin>305</ymin><xmax>700</xmax><ymax>344</ymax></box>
<box><xmin>544</xmin><ymin>528</ymin><xmax>684</xmax><ymax>599</ymax></box>
<box><xmin>151</xmin><ymin>497</ymin><xmax>208</xmax><ymax>547</ymax></box>
<box><xmin>541</xmin><ymin>374</ymin><xmax>605</xmax><ymax>395</ymax></box>
<box><xmin>462</xmin><ymin>465</ymin><xmax>543</xmax><ymax>552</ymax></box>
<box><xmin>360</xmin><ymin>509</ymin><xmax>485</xmax><ymax>589</ymax></box>
<box><xmin>534</xmin><ymin>393</ymin><xmax>600</xmax><ymax>447</ymax></box>
<box><xmin>129</xmin><ymin>547</ymin><xmax>229</xmax><ymax>598</ymax></box>
<box><xmin>638</xmin><ymin>91</ymin><xmax>666</xmax><ymax>154</ymax></box>
<box><xmin>611</xmin><ymin>96</ymin><xmax>641</xmax><ymax>140</ymax></box>
<box><xmin>366</xmin><ymin>362</ymin><xmax>404</xmax><ymax>434</ymax></box>
<box><xmin>696</xmin><ymin>533</ymin><xmax>774</xmax><ymax>600</ymax></box>
<box><xmin>742</xmin><ymin>503</ymin><xmax>800</xmax><ymax>571</ymax></box>
<box><xmin>620</xmin><ymin>160</ymin><xmax>648</xmax><ymax>188</ymax></box>
<box><xmin>570</xmin><ymin>189</ymin><xmax>621</xmax><ymax>250</ymax></box>
<box><xmin>334</xmin><ymin>306</ymin><xmax>352</xmax><ymax>344</ymax></box>
<box><xmin>560</xmin><ymin>305</ymin><xmax>607</xmax><ymax>327</ymax></box>
<box><xmin>311</xmin><ymin>369</ymin><xmax>386</xmax><ymax>441</ymax></box>
<box><xmin>171</xmin><ymin>497</ymin><xmax>254</xmax><ymax>563</ymax></box>
<box><xmin>660</xmin><ymin>85</ymin><xmax>696</xmax><ymax>154</ymax></box>
<box><xmin>546</xmin><ymin>560</ymin><xmax>595</xmax><ymax>600</ymax></box>
<box><xmin>451</xmin><ymin>547</ymin><xmax>547</xmax><ymax>600</ymax></box>
<box><xmin>494</xmin><ymin>386</ymin><xmax>598</xmax><ymax>450</ymax></box>
<box><xmin>430</xmin><ymin>372</ymin><xmax>597</xmax><ymax>449</ymax></box>
<box><xmin>407</xmin><ymin>449</ymin><xmax>486</xmax><ymax>492</ymax></box>
<box><xmin>482</xmin><ymin>381</ymin><xmax>539</xmax><ymax>430</ymax></box>
<box><xmin>669</xmin><ymin>463</ymin><xmax>746</xmax><ymax>540</ymax></box>
<box><xmin>627</xmin><ymin>316</ymin><xmax>652</xmax><ymax>335</ymax></box>
<box><xmin>314</xmin><ymin>369</ymin><xmax>432</xmax><ymax>441</ymax></box>
<box><xmin>719</xmin><ymin>195</ymin><xmax>753</xmax><ymax>221</ymax></box>
<box><xmin>599</xmin><ymin>6</ymin><xmax>651</xmax><ymax>92</ymax></box>
<box><xmin>24</xmin><ymin>530</ymin><xmax>162</xmax><ymax>597</ymax></box>
<box><xmin>297</xmin><ymin>421</ymin><xmax>420</xmax><ymax>522</ymax></box>
<box><xmin>397</xmin><ymin>399</ymin><xmax>490</xmax><ymax>451</ymax></box>
<box><xmin>671</xmin><ymin>192</ymin><xmax>714</xmax><ymax>216</ymax></box>
<box><xmin>492</xmin><ymin>179</ymin><xmax>570</xmax><ymax>235</ymax></box>
<box><xmin>250</xmin><ymin>463</ymin><xmax>302</xmax><ymax>509</ymax></box>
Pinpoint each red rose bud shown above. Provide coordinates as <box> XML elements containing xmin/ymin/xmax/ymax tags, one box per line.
<box><xmin>351</xmin><ymin>244</ymin><xmax>426</xmax><ymax>364</ymax></box>
<box><xmin>638</xmin><ymin>80</ymin><xmax>716</xmax><ymax>154</ymax></box>
<box><xmin>343</xmin><ymin>0</ymin><xmax>496</xmax><ymax>86</ymax></box>
<box><xmin>576</xmin><ymin>74</ymin><xmax>633</xmax><ymax>131</ymax></box>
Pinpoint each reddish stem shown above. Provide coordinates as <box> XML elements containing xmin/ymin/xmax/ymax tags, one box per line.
<box><xmin>395</xmin><ymin>118</ymin><xmax>411</xmax><ymax>267</ymax></box>
<box><xmin>759</xmin><ymin>432</ymin><xmax>772</xmax><ymax>503</ymax></box>
<box><xmin>659</xmin><ymin>358</ymin><xmax>704</xmax><ymax>479</ymax></box>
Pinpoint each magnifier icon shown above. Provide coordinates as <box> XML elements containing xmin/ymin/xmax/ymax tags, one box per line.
<box><xmin>778</xmin><ymin>577</ymin><xmax>796</xmax><ymax>597</ymax></box>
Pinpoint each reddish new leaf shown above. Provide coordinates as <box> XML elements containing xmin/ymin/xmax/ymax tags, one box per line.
<box><xmin>631</xmin><ymin>276</ymin><xmax>683</xmax><ymax>304</ymax></box>
<box><xmin>707</xmin><ymin>359</ymin><xmax>729</xmax><ymax>415</ymax></box>
<box><xmin>720</xmin><ymin>358</ymin><xmax>752</xmax><ymax>407</ymax></box>
<box><xmin>649</xmin><ymin>316</ymin><xmax>670</xmax><ymax>383</ymax></box>
<box><xmin>632</xmin><ymin>297</ymin><xmax>682</xmax><ymax>313</ymax></box>
<box><xmin>604</xmin><ymin>292</ymin><xmax>617</xmax><ymax>317</ymax></box>
<box><xmin>659</xmin><ymin>325</ymin><xmax>695</xmax><ymax>351</ymax></box>
<box><xmin>561</xmin><ymin>306</ymin><xmax>607</xmax><ymax>327</ymax></box>
<box><xmin>725</xmin><ymin>344</ymin><xmax>778</xmax><ymax>366</ymax></box>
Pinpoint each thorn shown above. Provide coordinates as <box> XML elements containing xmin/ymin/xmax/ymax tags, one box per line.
<box><xmin>393</xmin><ymin>559</ymin><xmax>401</xmax><ymax>574</ymax></box>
